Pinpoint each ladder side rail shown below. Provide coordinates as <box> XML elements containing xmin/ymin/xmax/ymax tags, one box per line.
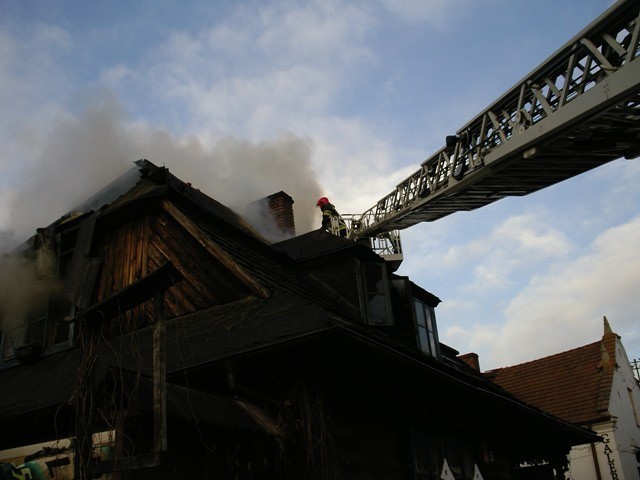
<box><xmin>354</xmin><ymin>0</ymin><xmax>640</xmax><ymax>237</ymax></box>
<box><xmin>341</xmin><ymin>214</ymin><xmax>402</xmax><ymax>259</ymax></box>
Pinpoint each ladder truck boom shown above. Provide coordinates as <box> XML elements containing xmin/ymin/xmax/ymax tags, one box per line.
<box><xmin>349</xmin><ymin>0</ymin><xmax>640</xmax><ymax>244</ymax></box>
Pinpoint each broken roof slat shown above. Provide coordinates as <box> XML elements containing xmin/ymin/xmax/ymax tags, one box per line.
<box><xmin>160</xmin><ymin>199</ymin><xmax>270</xmax><ymax>299</ymax></box>
<box><xmin>82</xmin><ymin>262</ymin><xmax>181</xmax><ymax>321</ymax></box>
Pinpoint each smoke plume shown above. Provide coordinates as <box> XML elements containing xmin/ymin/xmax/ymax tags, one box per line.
<box><xmin>0</xmin><ymin>96</ymin><xmax>323</xmax><ymax>335</ymax></box>
<box><xmin>0</xmin><ymin>96</ymin><xmax>323</xmax><ymax>253</ymax></box>
<box><xmin>0</xmin><ymin>231</ymin><xmax>62</xmax><ymax>337</ymax></box>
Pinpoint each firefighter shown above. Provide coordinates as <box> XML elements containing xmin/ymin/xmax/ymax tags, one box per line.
<box><xmin>316</xmin><ymin>197</ymin><xmax>347</xmax><ymax>237</ymax></box>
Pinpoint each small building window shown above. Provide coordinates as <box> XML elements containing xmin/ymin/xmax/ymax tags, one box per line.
<box><xmin>0</xmin><ymin>230</ymin><xmax>74</xmax><ymax>366</ymax></box>
<box><xmin>356</xmin><ymin>260</ymin><xmax>393</xmax><ymax>326</ymax></box>
<box><xmin>1</xmin><ymin>295</ymin><xmax>72</xmax><ymax>364</ymax></box>
<box><xmin>414</xmin><ymin>299</ymin><xmax>439</xmax><ymax>357</ymax></box>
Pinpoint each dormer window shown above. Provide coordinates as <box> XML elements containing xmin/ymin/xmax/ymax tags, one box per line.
<box><xmin>414</xmin><ymin>298</ymin><xmax>439</xmax><ymax>357</ymax></box>
<box><xmin>388</xmin><ymin>277</ymin><xmax>441</xmax><ymax>357</ymax></box>
<box><xmin>356</xmin><ymin>260</ymin><xmax>393</xmax><ymax>326</ymax></box>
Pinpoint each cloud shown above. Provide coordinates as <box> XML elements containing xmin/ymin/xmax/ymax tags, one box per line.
<box><xmin>139</xmin><ymin>0</ymin><xmax>377</xmax><ymax>140</ymax></box>
<box><xmin>374</xmin><ymin>0</ymin><xmax>475</xmax><ymax>28</ymax></box>
<box><xmin>253</xmin><ymin>0</ymin><xmax>375</xmax><ymax>63</ymax></box>
<box><xmin>85</xmin><ymin>1</ymin><xmax>409</xmax><ymax>215</ymax></box>
<box><xmin>476</xmin><ymin>215</ymin><xmax>640</xmax><ymax>368</ymax></box>
<box><xmin>0</xmin><ymin>1</ymin><xmax>411</xmax><ymax>247</ymax></box>
<box><xmin>468</xmin><ymin>213</ymin><xmax>572</xmax><ymax>290</ymax></box>
<box><xmin>402</xmin><ymin>210</ymin><xmax>572</xmax><ymax>292</ymax></box>
<box><xmin>445</xmin><ymin>323</ymin><xmax>499</xmax><ymax>353</ymax></box>
<box><xmin>0</xmin><ymin>23</ymin><xmax>71</xmax><ymax>112</ymax></box>
<box><xmin>0</xmin><ymin>22</ymin><xmax>80</xmax><ymax>212</ymax></box>
<box><xmin>124</xmin><ymin>0</ymin><xmax>413</xmax><ymax>216</ymax></box>
<box><xmin>99</xmin><ymin>64</ymin><xmax>138</xmax><ymax>87</ymax></box>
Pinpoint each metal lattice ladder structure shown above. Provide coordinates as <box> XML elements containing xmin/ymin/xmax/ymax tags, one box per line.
<box><xmin>349</xmin><ymin>0</ymin><xmax>640</xmax><ymax>244</ymax></box>
<box><xmin>339</xmin><ymin>214</ymin><xmax>403</xmax><ymax>268</ymax></box>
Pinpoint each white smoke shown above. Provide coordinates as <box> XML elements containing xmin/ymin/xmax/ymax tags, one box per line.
<box><xmin>0</xmin><ymin>232</ymin><xmax>62</xmax><ymax>334</ymax></box>
<box><xmin>132</xmin><ymin>130</ymin><xmax>322</xmax><ymax>237</ymax></box>
<box><xmin>243</xmin><ymin>198</ymin><xmax>293</xmax><ymax>243</ymax></box>
<box><xmin>0</xmin><ymin>96</ymin><xmax>322</xmax><ymax>253</ymax></box>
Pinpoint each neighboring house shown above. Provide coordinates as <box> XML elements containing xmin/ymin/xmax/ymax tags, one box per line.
<box><xmin>0</xmin><ymin>160</ymin><xmax>598</xmax><ymax>480</ymax></box>
<box><xmin>488</xmin><ymin>318</ymin><xmax>640</xmax><ymax>480</ymax></box>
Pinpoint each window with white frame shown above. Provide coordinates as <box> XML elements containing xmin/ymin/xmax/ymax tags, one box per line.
<box><xmin>414</xmin><ymin>298</ymin><xmax>439</xmax><ymax>357</ymax></box>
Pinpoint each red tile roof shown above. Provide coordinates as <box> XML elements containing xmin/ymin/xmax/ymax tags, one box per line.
<box><xmin>487</xmin><ymin>323</ymin><xmax>617</xmax><ymax>426</ymax></box>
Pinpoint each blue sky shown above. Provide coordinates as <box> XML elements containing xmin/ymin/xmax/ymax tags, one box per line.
<box><xmin>1</xmin><ymin>0</ymin><xmax>638</xmax><ymax>370</ymax></box>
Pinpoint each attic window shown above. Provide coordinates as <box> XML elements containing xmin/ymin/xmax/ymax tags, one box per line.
<box><xmin>356</xmin><ymin>260</ymin><xmax>393</xmax><ymax>326</ymax></box>
<box><xmin>414</xmin><ymin>299</ymin><xmax>439</xmax><ymax>357</ymax></box>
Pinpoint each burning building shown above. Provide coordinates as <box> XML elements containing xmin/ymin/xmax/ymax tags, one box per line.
<box><xmin>0</xmin><ymin>160</ymin><xmax>597</xmax><ymax>479</ymax></box>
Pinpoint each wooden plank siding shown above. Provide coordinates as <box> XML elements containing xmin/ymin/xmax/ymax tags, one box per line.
<box><xmin>160</xmin><ymin>199</ymin><xmax>270</xmax><ymax>299</ymax></box>
<box><xmin>96</xmin><ymin>215</ymin><xmax>150</xmax><ymax>328</ymax></box>
<box><xmin>149</xmin><ymin>209</ymin><xmax>250</xmax><ymax>312</ymax></box>
<box><xmin>95</xmin><ymin>208</ymin><xmax>253</xmax><ymax>327</ymax></box>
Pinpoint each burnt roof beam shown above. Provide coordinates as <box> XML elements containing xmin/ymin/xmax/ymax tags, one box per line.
<box><xmin>81</xmin><ymin>262</ymin><xmax>181</xmax><ymax>322</ymax></box>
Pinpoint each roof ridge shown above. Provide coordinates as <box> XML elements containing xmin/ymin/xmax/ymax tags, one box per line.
<box><xmin>488</xmin><ymin>339</ymin><xmax>602</xmax><ymax>372</ymax></box>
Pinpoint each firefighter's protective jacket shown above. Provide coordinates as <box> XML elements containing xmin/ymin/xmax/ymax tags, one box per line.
<box><xmin>320</xmin><ymin>203</ymin><xmax>347</xmax><ymax>236</ymax></box>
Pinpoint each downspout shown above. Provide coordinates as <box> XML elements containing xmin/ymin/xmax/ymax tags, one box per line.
<box><xmin>590</xmin><ymin>432</ymin><xmax>603</xmax><ymax>480</ymax></box>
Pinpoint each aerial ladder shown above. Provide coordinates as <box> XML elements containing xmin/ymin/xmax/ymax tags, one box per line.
<box><xmin>336</xmin><ymin>0</ymin><xmax>640</xmax><ymax>267</ymax></box>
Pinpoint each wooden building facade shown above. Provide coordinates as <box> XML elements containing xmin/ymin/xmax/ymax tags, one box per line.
<box><xmin>0</xmin><ymin>160</ymin><xmax>598</xmax><ymax>479</ymax></box>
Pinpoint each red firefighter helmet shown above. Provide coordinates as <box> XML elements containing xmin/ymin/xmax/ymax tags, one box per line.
<box><xmin>316</xmin><ymin>197</ymin><xmax>330</xmax><ymax>207</ymax></box>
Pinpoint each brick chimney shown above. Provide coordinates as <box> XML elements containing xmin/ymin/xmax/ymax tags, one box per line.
<box><xmin>458</xmin><ymin>352</ymin><xmax>480</xmax><ymax>372</ymax></box>
<box><xmin>266</xmin><ymin>191</ymin><xmax>295</xmax><ymax>236</ymax></box>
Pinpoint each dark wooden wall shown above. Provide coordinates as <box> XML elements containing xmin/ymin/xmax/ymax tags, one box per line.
<box><xmin>95</xmin><ymin>208</ymin><xmax>250</xmax><ymax>326</ymax></box>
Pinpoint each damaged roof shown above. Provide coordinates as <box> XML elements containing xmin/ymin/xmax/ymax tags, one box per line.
<box><xmin>272</xmin><ymin>228</ymin><xmax>370</xmax><ymax>262</ymax></box>
<box><xmin>11</xmin><ymin>159</ymin><xmax>268</xmax><ymax>256</ymax></box>
<box><xmin>0</xmin><ymin>159</ymin><xmax>599</xmax><ymax>453</ymax></box>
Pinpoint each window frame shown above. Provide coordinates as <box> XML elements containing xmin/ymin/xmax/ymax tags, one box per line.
<box><xmin>1</xmin><ymin>295</ymin><xmax>74</xmax><ymax>367</ymax></box>
<box><xmin>355</xmin><ymin>259</ymin><xmax>394</xmax><ymax>326</ymax></box>
<box><xmin>0</xmin><ymin>232</ymin><xmax>76</xmax><ymax>368</ymax></box>
<box><xmin>413</xmin><ymin>297</ymin><xmax>440</xmax><ymax>358</ymax></box>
